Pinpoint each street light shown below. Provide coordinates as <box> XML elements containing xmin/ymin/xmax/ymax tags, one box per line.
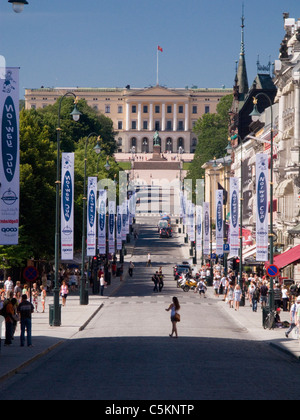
<box><xmin>80</xmin><ymin>133</ymin><xmax>99</xmax><ymax>306</ymax></box>
<box><xmin>8</xmin><ymin>0</ymin><xmax>28</xmax><ymax>13</ymax></box>
<box><xmin>230</xmin><ymin>133</ymin><xmax>244</xmax><ymax>298</ymax></box>
<box><xmin>51</xmin><ymin>93</ymin><xmax>82</xmax><ymax>327</ymax></box>
<box><xmin>250</xmin><ymin>93</ymin><xmax>275</xmax><ymax>312</ymax></box>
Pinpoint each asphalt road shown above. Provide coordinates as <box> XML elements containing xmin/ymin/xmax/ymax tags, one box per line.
<box><xmin>1</xmin><ymin>218</ymin><xmax>300</xmax><ymax>401</ymax></box>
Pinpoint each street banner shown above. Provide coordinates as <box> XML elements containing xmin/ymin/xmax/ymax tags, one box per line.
<box><xmin>229</xmin><ymin>177</ymin><xmax>240</xmax><ymax>258</ymax></box>
<box><xmin>216</xmin><ymin>190</ymin><xmax>224</xmax><ymax>256</ymax></box>
<box><xmin>189</xmin><ymin>203</ymin><xmax>195</xmax><ymax>242</ymax></box>
<box><xmin>256</xmin><ymin>153</ymin><xmax>269</xmax><ymax>262</ymax></box>
<box><xmin>86</xmin><ymin>177</ymin><xmax>97</xmax><ymax>257</ymax></box>
<box><xmin>61</xmin><ymin>153</ymin><xmax>74</xmax><ymax>260</ymax></box>
<box><xmin>121</xmin><ymin>200</ymin><xmax>127</xmax><ymax>241</ymax></box>
<box><xmin>116</xmin><ymin>205</ymin><xmax>122</xmax><ymax>251</ymax></box>
<box><xmin>203</xmin><ymin>202</ymin><xmax>210</xmax><ymax>256</ymax></box>
<box><xmin>108</xmin><ymin>201</ymin><xmax>116</xmax><ymax>255</ymax></box>
<box><xmin>98</xmin><ymin>189</ymin><xmax>107</xmax><ymax>255</ymax></box>
<box><xmin>0</xmin><ymin>68</ymin><xmax>19</xmax><ymax>245</ymax></box>
<box><xmin>196</xmin><ymin>205</ymin><xmax>202</xmax><ymax>253</ymax></box>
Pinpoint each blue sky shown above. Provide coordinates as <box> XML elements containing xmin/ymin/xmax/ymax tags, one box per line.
<box><xmin>0</xmin><ymin>0</ymin><xmax>299</xmax><ymax>97</ymax></box>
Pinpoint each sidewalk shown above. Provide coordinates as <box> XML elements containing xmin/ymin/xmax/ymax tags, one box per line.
<box><xmin>215</xmin><ymin>291</ymin><xmax>300</xmax><ymax>361</ymax></box>
<box><xmin>0</xmin><ymin>278</ymin><xmax>123</xmax><ymax>381</ymax></box>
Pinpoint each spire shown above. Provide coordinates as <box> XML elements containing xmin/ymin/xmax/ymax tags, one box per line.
<box><xmin>237</xmin><ymin>3</ymin><xmax>249</xmax><ymax>96</ymax></box>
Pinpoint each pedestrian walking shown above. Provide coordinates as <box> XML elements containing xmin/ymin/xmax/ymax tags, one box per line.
<box><xmin>213</xmin><ymin>277</ymin><xmax>220</xmax><ymax>297</ymax></box>
<box><xmin>158</xmin><ymin>272</ymin><xmax>164</xmax><ymax>292</ymax></box>
<box><xmin>146</xmin><ymin>253</ymin><xmax>152</xmax><ymax>267</ymax></box>
<box><xmin>282</xmin><ymin>285</ymin><xmax>289</xmax><ymax>312</ymax></box>
<box><xmin>32</xmin><ymin>283</ymin><xmax>39</xmax><ymax>312</ymax></box>
<box><xmin>260</xmin><ymin>281</ymin><xmax>269</xmax><ymax>308</ymax></box>
<box><xmin>165</xmin><ymin>297</ymin><xmax>180</xmax><ymax>338</ymax></box>
<box><xmin>226</xmin><ymin>283</ymin><xmax>235</xmax><ymax>309</ymax></box>
<box><xmin>17</xmin><ymin>294</ymin><xmax>34</xmax><ymax>347</ymax></box>
<box><xmin>234</xmin><ymin>284</ymin><xmax>242</xmax><ymax>311</ymax></box>
<box><xmin>100</xmin><ymin>274</ymin><xmax>106</xmax><ymax>296</ymax></box>
<box><xmin>128</xmin><ymin>261</ymin><xmax>135</xmax><ymax>277</ymax></box>
<box><xmin>152</xmin><ymin>273</ymin><xmax>158</xmax><ymax>293</ymax></box>
<box><xmin>4</xmin><ymin>277</ymin><xmax>13</xmax><ymax>299</ymax></box>
<box><xmin>252</xmin><ymin>285</ymin><xmax>260</xmax><ymax>312</ymax></box>
<box><xmin>40</xmin><ymin>286</ymin><xmax>46</xmax><ymax>313</ymax></box>
<box><xmin>4</xmin><ymin>298</ymin><xmax>17</xmax><ymax>346</ymax></box>
<box><xmin>286</xmin><ymin>296</ymin><xmax>300</xmax><ymax>338</ymax></box>
<box><xmin>60</xmin><ymin>280</ymin><xmax>69</xmax><ymax>306</ymax></box>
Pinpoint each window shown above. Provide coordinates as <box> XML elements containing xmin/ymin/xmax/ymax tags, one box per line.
<box><xmin>118</xmin><ymin>105</ymin><xmax>123</xmax><ymax>113</ymax></box>
<box><xmin>118</xmin><ymin>121</ymin><xmax>123</xmax><ymax>130</ymax></box>
<box><xmin>143</xmin><ymin>121</ymin><xmax>148</xmax><ymax>130</ymax></box>
<box><xmin>166</xmin><ymin>120</ymin><xmax>172</xmax><ymax>131</ymax></box>
<box><xmin>118</xmin><ymin>138</ymin><xmax>123</xmax><ymax>146</ymax></box>
<box><xmin>143</xmin><ymin>105</ymin><xmax>148</xmax><ymax>113</ymax></box>
<box><xmin>131</xmin><ymin>121</ymin><xmax>137</xmax><ymax>130</ymax></box>
<box><xmin>205</xmin><ymin>106</ymin><xmax>210</xmax><ymax>114</ymax></box>
<box><xmin>192</xmin><ymin>106</ymin><xmax>198</xmax><ymax>114</ymax></box>
<box><xmin>178</xmin><ymin>105</ymin><xmax>184</xmax><ymax>114</ymax></box>
<box><xmin>105</xmin><ymin>105</ymin><xmax>110</xmax><ymax>113</ymax></box>
<box><xmin>178</xmin><ymin>121</ymin><xmax>184</xmax><ymax>131</ymax></box>
<box><xmin>155</xmin><ymin>121</ymin><xmax>160</xmax><ymax>131</ymax></box>
<box><xmin>132</xmin><ymin>105</ymin><xmax>137</xmax><ymax>113</ymax></box>
<box><xmin>155</xmin><ymin>105</ymin><xmax>160</xmax><ymax>113</ymax></box>
<box><xmin>167</xmin><ymin>105</ymin><xmax>172</xmax><ymax>113</ymax></box>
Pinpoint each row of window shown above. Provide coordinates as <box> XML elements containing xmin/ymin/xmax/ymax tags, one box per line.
<box><xmin>104</xmin><ymin>104</ymin><xmax>210</xmax><ymax>114</ymax></box>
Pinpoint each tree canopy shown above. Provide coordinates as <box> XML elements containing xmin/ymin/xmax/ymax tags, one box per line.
<box><xmin>0</xmin><ymin>98</ymin><xmax>121</xmax><ymax>272</ymax></box>
<box><xmin>187</xmin><ymin>94</ymin><xmax>233</xmax><ymax>184</ymax></box>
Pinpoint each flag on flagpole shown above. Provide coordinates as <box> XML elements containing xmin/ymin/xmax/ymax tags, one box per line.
<box><xmin>158</xmin><ymin>45</ymin><xmax>163</xmax><ymax>52</ymax></box>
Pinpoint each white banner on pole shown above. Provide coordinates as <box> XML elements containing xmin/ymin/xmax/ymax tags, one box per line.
<box><xmin>203</xmin><ymin>202</ymin><xmax>210</xmax><ymax>256</ymax></box>
<box><xmin>98</xmin><ymin>189</ymin><xmax>107</xmax><ymax>255</ymax></box>
<box><xmin>256</xmin><ymin>153</ymin><xmax>269</xmax><ymax>262</ymax></box>
<box><xmin>61</xmin><ymin>153</ymin><xmax>74</xmax><ymax>260</ymax></box>
<box><xmin>87</xmin><ymin>177</ymin><xmax>97</xmax><ymax>257</ymax></box>
<box><xmin>196</xmin><ymin>205</ymin><xmax>202</xmax><ymax>253</ymax></box>
<box><xmin>108</xmin><ymin>201</ymin><xmax>116</xmax><ymax>255</ymax></box>
<box><xmin>0</xmin><ymin>68</ymin><xmax>20</xmax><ymax>245</ymax></box>
<box><xmin>216</xmin><ymin>190</ymin><xmax>224</xmax><ymax>256</ymax></box>
<box><xmin>116</xmin><ymin>205</ymin><xmax>122</xmax><ymax>251</ymax></box>
<box><xmin>229</xmin><ymin>177</ymin><xmax>240</xmax><ymax>258</ymax></box>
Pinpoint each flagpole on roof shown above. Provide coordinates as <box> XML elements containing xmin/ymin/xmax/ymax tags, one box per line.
<box><xmin>156</xmin><ymin>47</ymin><xmax>159</xmax><ymax>86</ymax></box>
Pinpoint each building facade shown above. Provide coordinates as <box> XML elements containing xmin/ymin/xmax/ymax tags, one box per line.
<box><xmin>24</xmin><ymin>85</ymin><xmax>232</xmax><ymax>154</ymax></box>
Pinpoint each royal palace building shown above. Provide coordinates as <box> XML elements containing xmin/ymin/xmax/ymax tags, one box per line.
<box><xmin>24</xmin><ymin>85</ymin><xmax>232</xmax><ymax>154</ymax></box>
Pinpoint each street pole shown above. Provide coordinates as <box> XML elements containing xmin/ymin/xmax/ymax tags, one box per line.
<box><xmin>80</xmin><ymin>132</ymin><xmax>98</xmax><ymax>305</ymax></box>
<box><xmin>52</xmin><ymin>93</ymin><xmax>81</xmax><ymax>326</ymax></box>
<box><xmin>250</xmin><ymin>94</ymin><xmax>274</xmax><ymax>312</ymax></box>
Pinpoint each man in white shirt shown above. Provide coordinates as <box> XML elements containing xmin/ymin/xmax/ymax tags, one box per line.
<box><xmin>287</xmin><ymin>296</ymin><xmax>300</xmax><ymax>338</ymax></box>
<box><xmin>4</xmin><ymin>277</ymin><xmax>13</xmax><ymax>299</ymax></box>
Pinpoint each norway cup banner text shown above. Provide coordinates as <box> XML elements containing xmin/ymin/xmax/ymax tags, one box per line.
<box><xmin>87</xmin><ymin>177</ymin><xmax>97</xmax><ymax>257</ymax></box>
<box><xmin>0</xmin><ymin>68</ymin><xmax>20</xmax><ymax>245</ymax></box>
<box><xmin>61</xmin><ymin>153</ymin><xmax>75</xmax><ymax>260</ymax></box>
<box><xmin>256</xmin><ymin>153</ymin><xmax>269</xmax><ymax>262</ymax></box>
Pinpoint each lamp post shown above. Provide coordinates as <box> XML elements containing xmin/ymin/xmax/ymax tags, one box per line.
<box><xmin>51</xmin><ymin>93</ymin><xmax>81</xmax><ymax>327</ymax></box>
<box><xmin>250</xmin><ymin>93</ymin><xmax>275</xmax><ymax>311</ymax></box>
<box><xmin>80</xmin><ymin>133</ymin><xmax>99</xmax><ymax>306</ymax></box>
<box><xmin>8</xmin><ymin>0</ymin><xmax>28</xmax><ymax>13</ymax></box>
<box><xmin>230</xmin><ymin>134</ymin><xmax>244</xmax><ymax>292</ymax></box>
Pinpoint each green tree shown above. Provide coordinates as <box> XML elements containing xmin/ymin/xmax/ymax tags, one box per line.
<box><xmin>187</xmin><ymin>94</ymin><xmax>233</xmax><ymax>183</ymax></box>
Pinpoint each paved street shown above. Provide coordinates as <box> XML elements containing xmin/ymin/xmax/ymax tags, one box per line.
<box><xmin>1</xmin><ymin>216</ymin><xmax>300</xmax><ymax>401</ymax></box>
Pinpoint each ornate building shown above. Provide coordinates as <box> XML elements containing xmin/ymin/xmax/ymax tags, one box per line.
<box><xmin>24</xmin><ymin>85</ymin><xmax>232</xmax><ymax>154</ymax></box>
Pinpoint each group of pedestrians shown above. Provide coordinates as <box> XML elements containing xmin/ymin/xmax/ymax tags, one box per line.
<box><xmin>152</xmin><ymin>267</ymin><xmax>164</xmax><ymax>293</ymax></box>
<box><xmin>0</xmin><ymin>292</ymin><xmax>34</xmax><ymax>347</ymax></box>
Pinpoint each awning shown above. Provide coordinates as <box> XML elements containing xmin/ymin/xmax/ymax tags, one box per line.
<box><xmin>272</xmin><ymin>244</ymin><xmax>300</xmax><ymax>269</ymax></box>
<box><xmin>243</xmin><ymin>245</ymin><xmax>256</xmax><ymax>260</ymax></box>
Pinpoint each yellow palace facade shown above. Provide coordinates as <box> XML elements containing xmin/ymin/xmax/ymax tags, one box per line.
<box><xmin>25</xmin><ymin>85</ymin><xmax>232</xmax><ymax>154</ymax></box>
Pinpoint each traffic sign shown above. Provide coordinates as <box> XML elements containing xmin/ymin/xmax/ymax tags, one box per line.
<box><xmin>266</xmin><ymin>264</ymin><xmax>280</xmax><ymax>278</ymax></box>
<box><xmin>23</xmin><ymin>266</ymin><xmax>39</xmax><ymax>282</ymax></box>
<box><xmin>223</xmin><ymin>244</ymin><xmax>230</xmax><ymax>254</ymax></box>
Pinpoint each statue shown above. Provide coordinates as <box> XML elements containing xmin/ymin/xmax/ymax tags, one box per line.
<box><xmin>153</xmin><ymin>131</ymin><xmax>161</xmax><ymax>146</ymax></box>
